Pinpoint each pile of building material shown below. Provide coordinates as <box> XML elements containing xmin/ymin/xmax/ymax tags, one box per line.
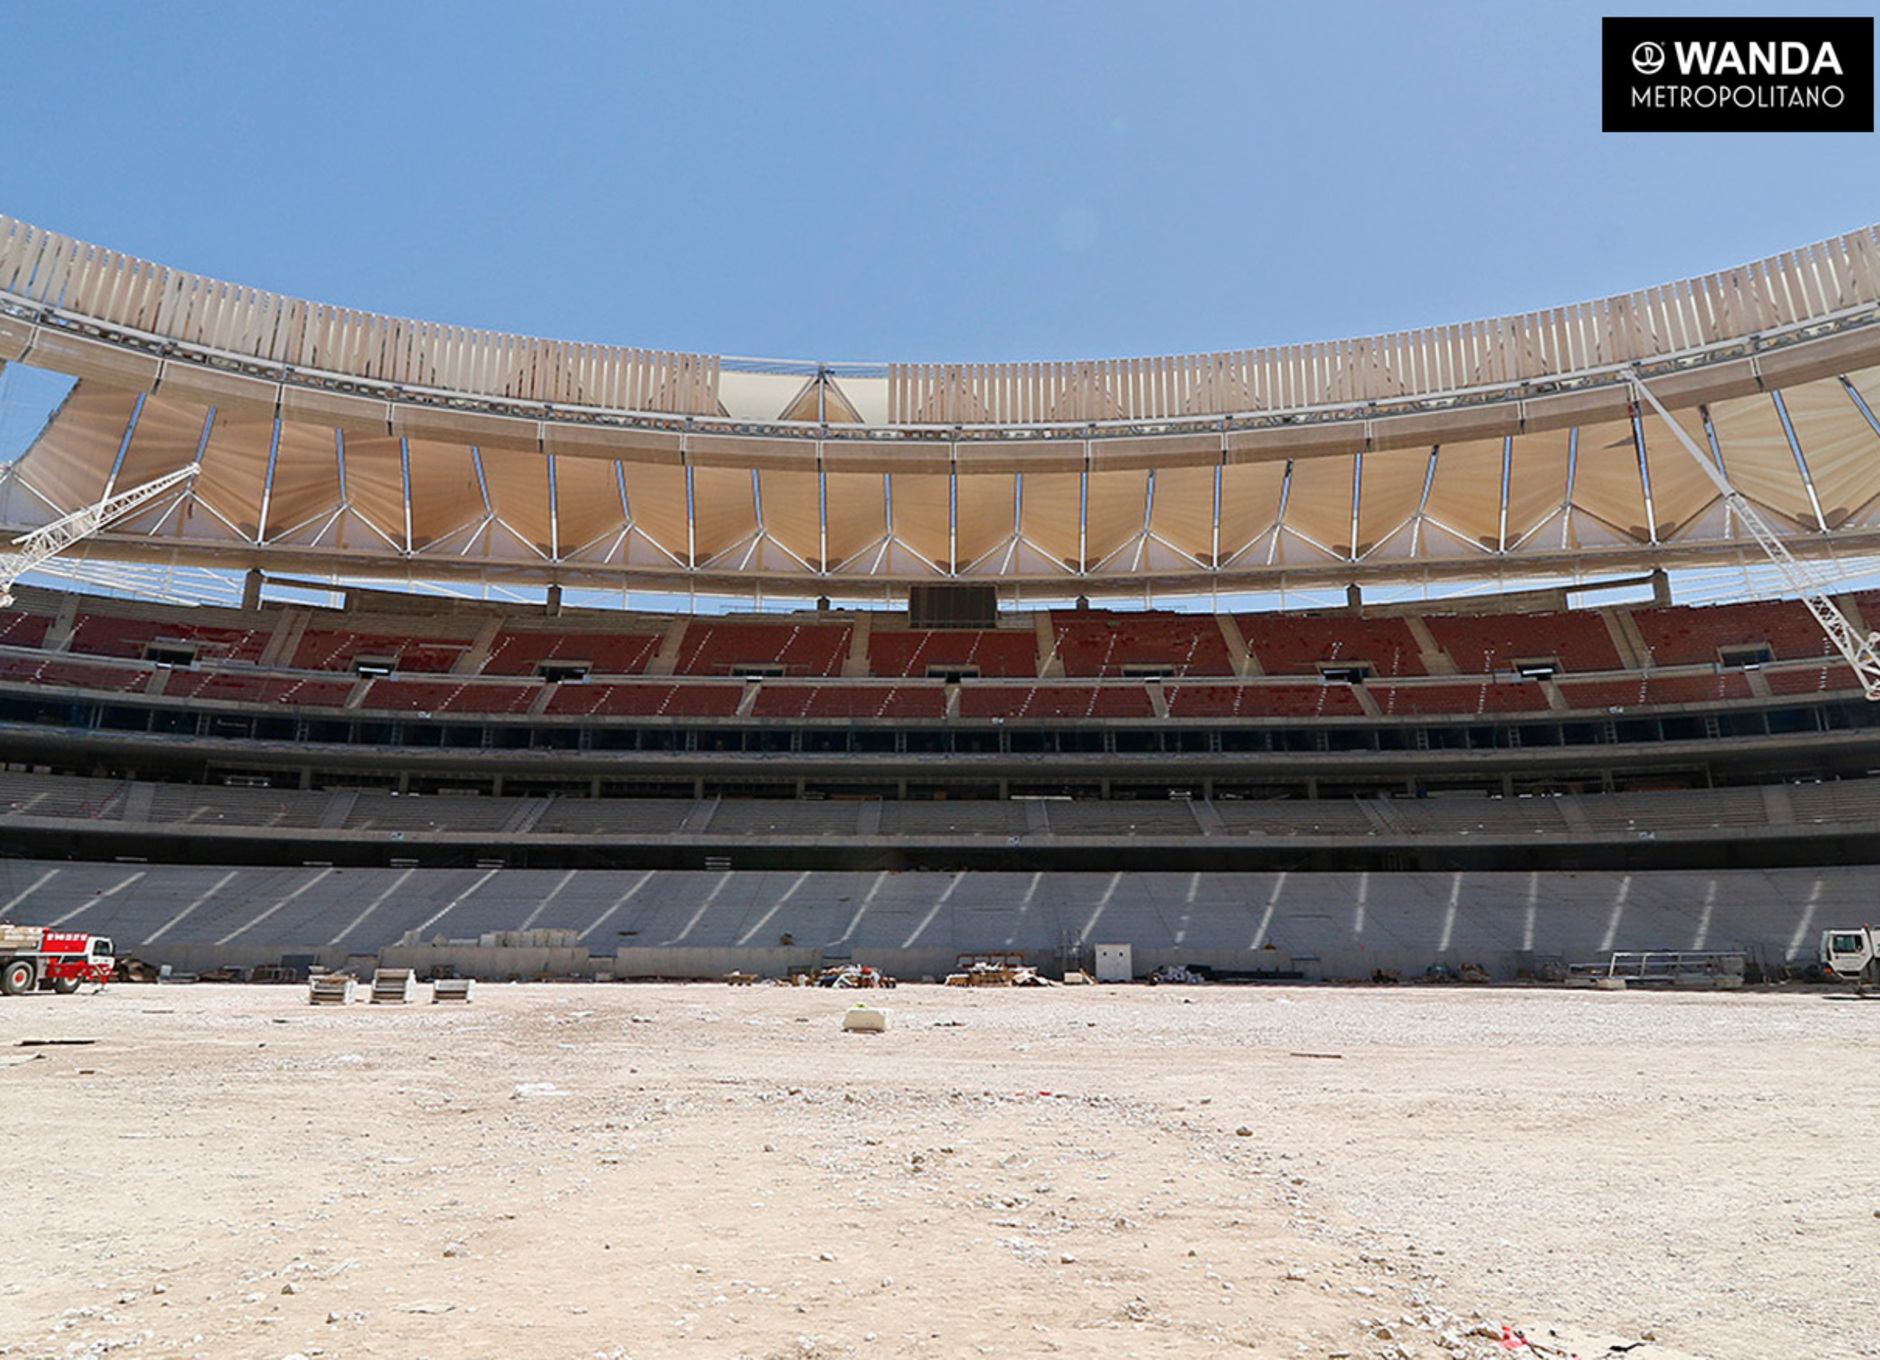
<box><xmin>370</xmin><ymin>968</ymin><xmax>417</xmax><ymax>1004</ymax></box>
<box><xmin>1150</xmin><ymin>964</ymin><xmax>1204</xmax><ymax>984</ymax></box>
<box><xmin>841</xmin><ymin>1002</ymin><xmax>891</xmax><ymax>1033</ymax></box>
<box><xmin>812</xmin><ymin>963</ymin><xmax>895</xmax><ymax>989</ymax></box>
<box><xmin>308</xmin><ymin>973</ymin><xmax>356</xmax><ymax>1005</ymax></box>
<box><xmin>431</xmin><ymin>977</ymin><xmax>473</xmax><ymax>1003</ymax></box>
<box><xmin>945</xmin><ymin>953</ymin><xmax>1055</xmax><ymax>987</ymax></box>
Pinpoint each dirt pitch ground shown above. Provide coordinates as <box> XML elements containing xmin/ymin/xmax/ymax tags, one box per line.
<box><xmin>3</xmin><ymin>981</ymin><xmax>1876</xmax><ymax>1360</ymax></box>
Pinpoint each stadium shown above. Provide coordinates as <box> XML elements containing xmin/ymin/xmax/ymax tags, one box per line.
<box><xmin>3</xmin><ymin>212</ymin><xmax>1880</xmax><ymax>984</ymax></box>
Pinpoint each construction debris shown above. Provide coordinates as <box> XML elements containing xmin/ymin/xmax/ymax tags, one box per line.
<box><xmin>944</xmin><ymin>953</ymin><xmax>1055</xmax><ymax>987</ymax></box>
<box><xmin>370</xmin><ymin>968</ymin><xmax>416</xmax><ymax>1004</ymax></box>
<box><xmin>308</xmin><ymin>973</ymin><xmax>356</xmax><ymax>1006</ymax></box>
<box><xmin>1149</xmin><ymin>964</ymin><xmax>1203</xmax><ymax>985</ymax></box>
<box><xmin>841</xmin><ymin>1003</ymin><xmax>890</xmax><ymax>1033</ymax></box>
<box><xmin>811</xmin><ymin>964</ymin><xmax>896</xmax><ymax>989</ymax></box>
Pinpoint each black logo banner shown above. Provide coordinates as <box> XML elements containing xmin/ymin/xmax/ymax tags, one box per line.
<box><xmin>1603</xmin><ymin>16</ymin><xmax>1873</xmax><ymax>132</ymax></box>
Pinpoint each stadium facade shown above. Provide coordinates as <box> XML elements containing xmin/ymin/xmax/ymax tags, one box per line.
<box><xmin>2</xmin><ymin>214</ymin><xmax>1879</xmax><ymax>982</ymax></box>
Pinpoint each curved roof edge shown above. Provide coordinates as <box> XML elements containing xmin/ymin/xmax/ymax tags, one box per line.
<box><xmin>3</xmin><ymin>213</ymin><xmax>1880</xmax><ymax>454</ymax></box>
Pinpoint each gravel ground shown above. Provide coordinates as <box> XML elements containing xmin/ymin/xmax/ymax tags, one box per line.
<box><xmin>2</xmin><ymin>981</ymin><xmax>1875</xmax><ymax>1360</ymax></box>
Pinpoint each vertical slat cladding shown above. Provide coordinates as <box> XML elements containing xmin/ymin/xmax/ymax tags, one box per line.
<box><xmin>1797</xmin><ymin>248</ymin><xmax>1830</xmax><ymax>318</ymax></box>
<box><xmin>0</xmin><ymin>218</ymin><xmax>22</xmax><ymax>293</ymax></box>
<box><xmin>63</xmin><ymin>247</ymin><xmax>98</xmax><ymax>315</ymax></box>
<box><xmin>23</xmin><ymin>227</ymin><xmax>59</xmax><ymax>302</ymax></box>
<box><xmin>1845</xmin><ymin>229</ymin><xmax>1880</xmax><ymax>303</ymax></box>
<box><xmin>1824</xmin><ymin>239</ymin><xmax>1857</xmax><ymax>309</ymax></box>
<box><xmin>0</xmin><ymin>221</ymin><xmax>33</xmax><ymax>296</ymax></box>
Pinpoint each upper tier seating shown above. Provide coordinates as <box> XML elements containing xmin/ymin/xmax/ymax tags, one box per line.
<box><xmin>482</xmin><ymin>629</ymin><xmax>664</xmax><ymax>676</ymax></box>
<box><xmin>750</xmin><ymin>684</ymin><xmax>947</xmax><ymax>720</ymax></box>
<box><xmin>674</xmin><ymin>620</ymin><xmax>851</xmax><ymax>677</ymax></box>
<box><xmin>543</xmin><ymin>682</ymin><xmax>745</xmax><ymax>718</ymax></box>
<box><xmin>160</xmin><ymin>671</ymin><xmax>356</xmax><ymax>706</ymax></box>
<box><xmin>361</xmin><ymin>680</ymin><xmax>540</xmax><ymax>715</ymax></box>
<box><xmin>867</xmin><ymin>628</ymin><xmax>1038</xmax><ymax>678</ymax></box>
<box><xmin>0</xmin><ymin>653</ymin><xmax>152</xmax><ymax>692</ymax></box>
<box><xmin>292</xmin><ymin>628</ymin><xmax>474</xmax><ymax>674</ymax></box>
<box><xmin>1238</xmin><ymin>614</ymin><xmax>1427</xmax><ymax>677</ymax></box>
<box><xmin>1049</xmin><ymin>612</ymin><xmax>1233</xmax><ymax>677</ymax></box>
<box><xmin>1629</xmin><ymin>600</ymin><xmax>1833</xmax><ymax>666</ymax></box>
<box><xmin>1164</xmin><ymin>683</ymin><xmax>1367</xmax><ymax>719</ymax></box>
<box><xmin>1762</xmin><ymin>662</ymin><xmax>1860</xmax><ymax>696</ymax></box>
<box><xmin>1422</xmin><ymin>609</ymin><xmax>1623</xmax><ymax>674</ymax></box>
<box><xmin>958</xmin><ymin>685</ymin><xmax>1156</xmax><ymax>720</ymax></box>
<box><xmin>68</xmin><ymin>613</ymin><xmax>274</xmax><ymax>664</ymax></box>
<box><xmin>1370</xmin><ymin>680</ymin><xmax>1554</xmax><ymax>716</ymax></box>
<box><xmin>0</xmin><ymin>610</ymin><xmax>52</xmax><ymax>649</ymax></box>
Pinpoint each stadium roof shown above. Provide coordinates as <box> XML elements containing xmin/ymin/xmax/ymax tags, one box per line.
<box><xmin>3</xmin><ymin>212</ymin><xmax>1880</xmax><ymax>601</ymax></box>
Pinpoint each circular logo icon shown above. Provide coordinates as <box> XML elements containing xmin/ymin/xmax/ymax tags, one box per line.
<box><xmin>1632</xmin><ymin>41</ymin><xmax>1665</xmax><ymax>76</ymax></box>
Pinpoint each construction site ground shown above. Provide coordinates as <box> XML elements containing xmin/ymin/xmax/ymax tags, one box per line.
<box><xmin>3</xmin><ymin>982</ymin><xmax>1874</xmax><ymax>1360</ymax></box>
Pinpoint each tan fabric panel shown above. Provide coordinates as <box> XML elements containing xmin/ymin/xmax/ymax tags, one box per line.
<box><xmin>689</xmin><ymin>465</ymin><xmax>757</xmax><ymax>563</ymax></box>
<box><xmin>1224</xmin><ymin>421</ymin><xmax>1365</xmax><ymax>464</ymax></box>
<box><xmin>1522</xmin><ymin>385</ymin><xmax>1632</xmax><ymax>435</ymax></box>
<box><xmin>1643</xmin><ymin>357</ymin><xmax>1758</xmax><ymax>409</ymax></box>
<box><xmin>821</xmin><ymin>438</ymin><xmax>951</xmax><ymax>474</ymax></box>
<box><xmin>1503</xmin><ymin>429</ymin><xmax>1573</xmax><ymax>550</ymax></box>
<box><xmin>887</xmin><ymin>472</ymin><xmax>952</xmax><ymax>569</ymax></box>
<box><xmin>28</xmin><ymin>331</ymin><xmax>161</xmax><ymax>391</ymax></box>
<box><xmin>0</xmin><ymin>314</ymin><xmax>33</xmax><ymax>362</ymax></box>
<box><xmin>194</xmin><ymin>413</ymin><xmax>276</xmax><ymax>539</ymax></box>
<box><xmin>1216</xmin><ymin>462</ymin><xmax>1287</xmax><ymax>561</ymax></box>
<box><xmin>953</xmin><ymin>439</ymin><xmax>1083</xmax><ymax>474</ymax></box>
<box><xmin>403</xmin><ymin>439</ymin><xmax>486</xmax><ymax>550</ymax></box>
<box><xmin>1280</xmin><ymin>454</ymin><xmax>1356</xmax><ymax>557</ymax></box>
<box><xmin>954</xmin><ymin>473</ymin><xmax>1017</xmax><ymax>568</ymax></box>
<box><xmin>550</xmin><ymin>458</ymin><xmax>628</xmax><ymax>555</ymax></box>
<box><xmin>687</xmin><ymin>433</ymin><xmax>818</xmax><ymax>471</ymax></box>
<box><xmin>263</xmin><ymin>423</ymin><xmax>343</xmax><ymax>543</ymax></box>
<box><xmin>1147</xmin><ymin>465</ymin><xmax>1219</xmax><ymax>565</ymax></box>
<box><xmin>334</xmin><ymin>436</ymin><xmax>408</xmax><ymax>551</ymax></box>
<box><xmin>620</xmin><ymin>463</ymin><xmax>691</xmax><ymax>562</ymax></box>
<box><xmin>1778</xmin><ymin>378</ymin><xmax>1880</xmax><ymax>528</ymax></box>
<box><xmin>1636</xmin><ymin>412</ymin><xmax>1723</xmax><ymax>539</ymax></box>
<box><xmin>823</xmin><ymin>471</ymin><xmax>887</xmax><ymax>568</ymax></box>
<box><xmin>1017</xmin><ymin>472</ymin><xmax>1083</xmax><ymax>567</ymax></box>
<box><xmin>115</xmin><ymin>394</ymin><xmax>210</xmax><ymax>488</ymax></box>
<box><xmin>12</xmin><ymin>384</ymin><xmax>138</xmax><ymax>513</ymax></box>
<box><xmin>1756</xmin><ymin>326</ymin><xmax>1880</xmax><ymax>388</ymax></box>
<box><xmin>278</xmin><ymin>386</ymin><xmax>390</xmax><ymax>434</ymax></box>
<box><xmin>1083</xmin><ymin>469</ymin><xmax>1149</xmax><ymax>566</ymax></box>
<box><xmin>391</xmin><ymin>404</ymin><xmax>538</xmax><ymax>453</ymax></box>
<box><xmin>1089</xmin><ymin>432</ymin><xmax>1220</xmax><ymax>470</ymax></box>
<box><xmin>1706</xmin><ymin>392</ymin><xmax>1815</xmax><ymax>527</ymax></box>
<box><xmin>1422</xmin><ymin>438</ymin><xmax>1506</xmax><ymax>550</ymax></box>
<box><xmin>1353</xmin><ymin>446</ymin><xmax>1430</xmax><ymax>558</ymax></box>
<box><xmin>157</xmin><ymin>363</ymin><xmax>279</xmax><ymax>418</ymax></box>
<box><xmin>541</xmin><ymin>422</ymin><xmax>684</xmax><ymax>465</ymax></box>
<box><xmin>1370</xmin><ymin>401</ymin><xmax>1519</xmax><ymax>451</ymax></box>
<box><xmin>1568</xmin><ymin>419</ymin><xmax>1651</xmax><ymax>543</ymax></box>
<box><xmin>479</xmin><ymin>450</ymin><xmax>554</xmax><ymax>557</ymax></box>
<box><xmin>755</xmin><ymin>468</ymin><xmax>823</xmax><ymax>568</ymax></box>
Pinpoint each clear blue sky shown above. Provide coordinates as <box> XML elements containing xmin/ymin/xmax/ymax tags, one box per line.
<box><xmin>2</xmin><ymin>0</ymin><xmax>1874</xmax><ymax>369</ymax></box>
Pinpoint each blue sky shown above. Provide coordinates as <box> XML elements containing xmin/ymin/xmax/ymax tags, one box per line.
<box><xmin>3</xmin><ymin>0</ymin><xmax>1874</xmax><ymax>368</ymax></box>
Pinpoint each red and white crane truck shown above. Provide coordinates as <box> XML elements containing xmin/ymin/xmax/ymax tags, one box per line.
<box><xmin>0</xmin><ymin>924</ymin><xmax>114</xmax><ymax>995</ymax></box>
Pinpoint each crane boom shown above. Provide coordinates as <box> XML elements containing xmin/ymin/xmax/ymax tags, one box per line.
<box><xmin>1627</xmin><ymin>369</ymin><xmax>1880</xmax><ymax>701</ymax></box>
<box><xmin>0</xmin><ymin>464</ymin><xmax>199</xmax><ymax>608</ymax></box>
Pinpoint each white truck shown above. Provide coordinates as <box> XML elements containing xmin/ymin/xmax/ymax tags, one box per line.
<box><xmin>1819</xmin><ymin>927</ymin><xmax>1880</xmax><ymax>988</ymax></box>
<box><xmin>0</xmin><ymin>924</ymin><xmax>115</xmax><ymax>995</ymax></box>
